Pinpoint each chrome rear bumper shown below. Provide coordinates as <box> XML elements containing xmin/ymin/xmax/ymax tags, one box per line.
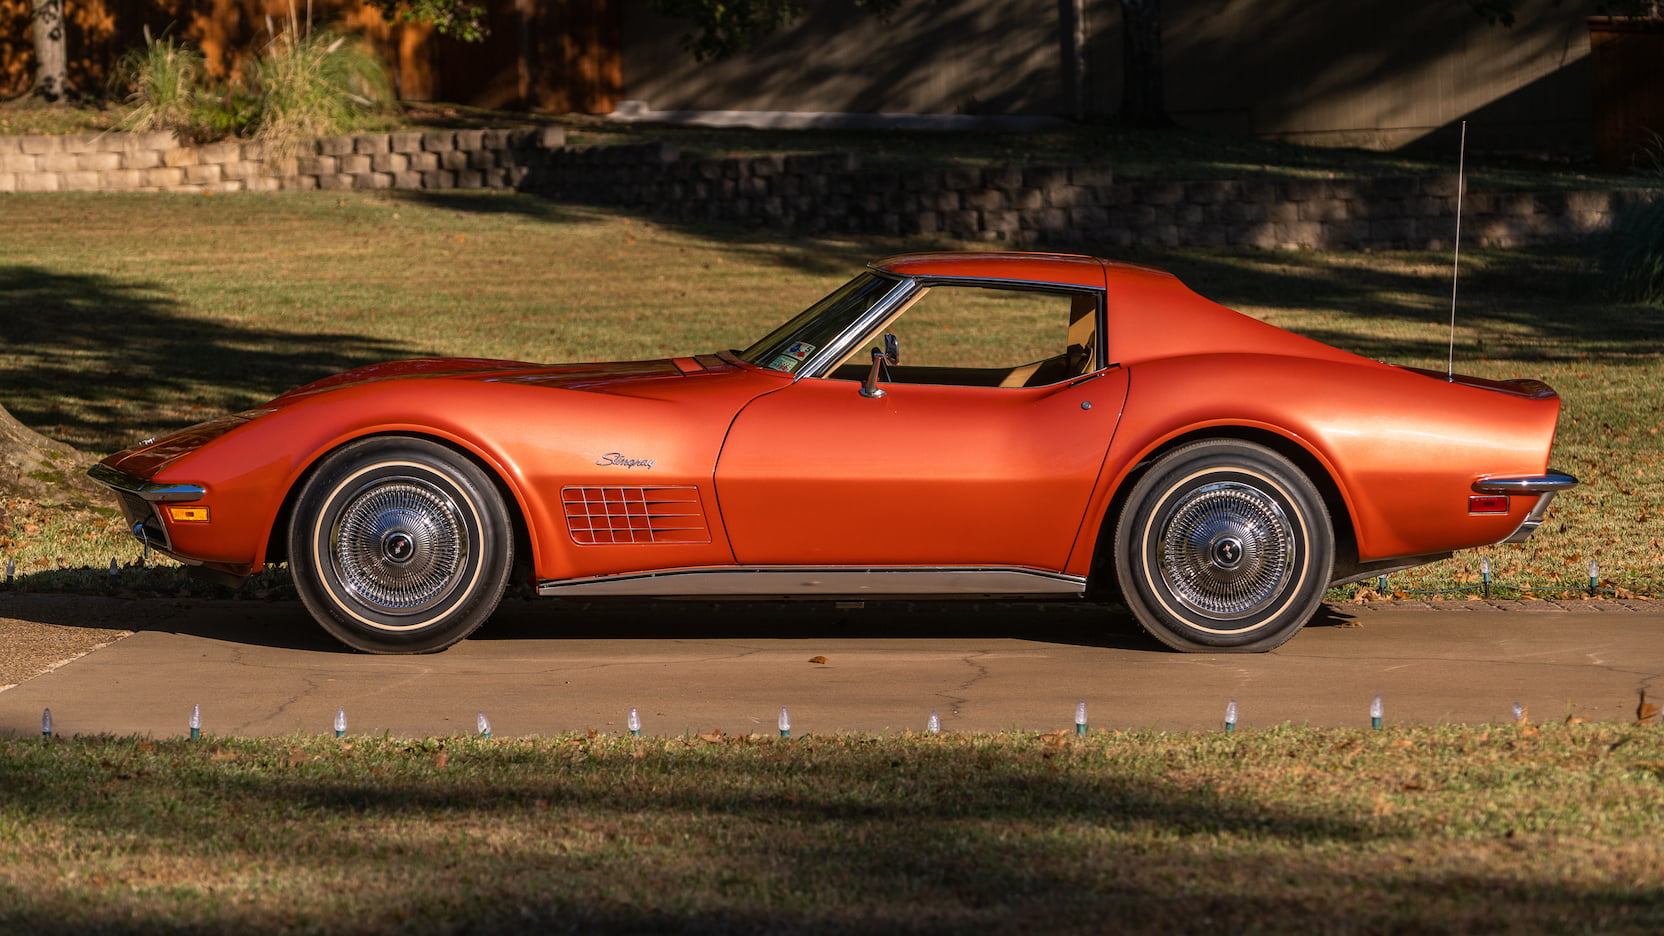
<box><xmin>1473</xmin><ymin>471</ymin><xmax>1578</xmax><ymax>544</ymax></box>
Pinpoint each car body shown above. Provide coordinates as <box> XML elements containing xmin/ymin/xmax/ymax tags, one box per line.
<box><xmin>89</xmin><ymin>251</ymin><xmax>1576</xmax><ymax>653</ymax></box>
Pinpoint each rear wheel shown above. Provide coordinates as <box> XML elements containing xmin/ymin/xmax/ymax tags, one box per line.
<box><xmin>1113</xmin><ymin>439</ymin><xmax>1332</xmax><ymax>652</ymax></box>
<box><xmin>288</xmin><ymin>437</ymin><xmax>512</xmax><ymax>653</ymax></box>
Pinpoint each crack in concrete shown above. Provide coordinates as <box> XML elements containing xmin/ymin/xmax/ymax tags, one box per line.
<box><xmin>240</xmin><ymin>673</ymin><xmax>323</xmax><ymax>733</ymax></box>
<box><xmin>935</xmin><ymin>650</ymin><xmax>994</xmax><ymax>719</ymax></box>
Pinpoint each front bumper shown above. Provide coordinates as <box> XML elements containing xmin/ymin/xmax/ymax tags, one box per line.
<box><xmin>87</xmin><ymin>463</ymin><xmax>206</xmax><ymax>557</ymax></box>
<box><xmin>1473</xmin><ymin>471</ymin><xmax>1579</xmax><ymax>544</ymax></box>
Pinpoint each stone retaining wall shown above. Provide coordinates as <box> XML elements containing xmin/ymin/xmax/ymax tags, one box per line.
<box><xmin>530</xmin><ymin>144</ymin><xmax>1653</xmax><ymax>250</ymax></box>
<box><xmin>1</xmin><ymin>128</ymin><xmax>1651</xmax><ymax>250</ymax></box>
<box><xmin>0</xmin><ymin>127</ymin><xmax>567</xmax><ymax>194</ymax></box>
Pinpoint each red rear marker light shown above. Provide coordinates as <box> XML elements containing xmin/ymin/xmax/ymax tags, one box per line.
<box><xmin>1468</xmin><ymin>495</ymin><xmax>1510</xmax><ymax>514</ymax></box>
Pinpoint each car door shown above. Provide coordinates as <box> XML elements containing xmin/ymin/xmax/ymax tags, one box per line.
<box><xmin>714</xmin><ymin>283</ymin><xmax>1128</xmax><ymax>571</ymax></box>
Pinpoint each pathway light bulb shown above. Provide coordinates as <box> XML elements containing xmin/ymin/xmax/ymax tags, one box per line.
<box><xmin>927</xmin><ymin>710</ymin><xmax>941</xmax><ymax>735</ymax></box>
<box><xmin>1370</xmin><ymin>694</ymin><xmax>1384</xmax><ymax>729</ymax></box>
<box><xmin>189</xmin><ymin>703</ymin><xmax>201</xmax><ymax>740</ymax></box>
<box><xmin>41</xmin><ymin>708</ymin><xmax>52</xmax><ymax>738</ymax></box>
<box><xmin>1225</xmin><ymin>699</ymin><xmax>1238</xmax><ymax>733</ymax></box>
<box><xmin>778</xmin><ymin>706</ymin><xmax>791</xmax><ymax>739</ymax></box>
<box><xmin>477</xmin><ymin>710</ymin><xmax>492</xmax><ymax>739</ymax></box>
<box><xmin>628</xmin><ymin>707</ymin><xmax>641</xmax><ymax>737</ymax></box>
<box><xmin>334</xmin><ymin>706</ymin><xmax>347</xmax><ymax>738</ymax></box>
<box><xmin>1075</xmin><ymin>699</ymin><xmax>1088</xmax><ymax>736</ymax></box>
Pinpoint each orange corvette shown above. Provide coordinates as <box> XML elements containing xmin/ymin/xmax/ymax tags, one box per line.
<box><xmin>89</xmin><ymin>252</ymin><xmax>1575</xmax><ymax>653</ymax></box>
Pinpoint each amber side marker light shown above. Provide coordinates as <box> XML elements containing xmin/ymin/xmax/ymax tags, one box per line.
<box><xmin>166</xmin><ymin>506</ymin><xmax>211</xmax><ymax>523</ymax></box>
<box><xmin>1468</xmin><ymin>495</ymin><xmax>1510</xmax><ymax>514</ymax></box>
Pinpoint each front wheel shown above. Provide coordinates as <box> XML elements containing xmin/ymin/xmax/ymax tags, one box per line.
<box><xmin>1113</xmin><ymin>439</ymin><xmax>1332</xmax><ymax>652</ymax></box>
<box><xmin>288</xmin><ymin>437</ymin><xmax>513</xmax><ymax>653</ymax></box>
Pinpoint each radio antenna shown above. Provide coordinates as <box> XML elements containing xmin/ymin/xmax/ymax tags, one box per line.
<box><xmin>1447</xmin><ymin>120</ymin><xmax>1467</xmax><ymax>382</ymax></box>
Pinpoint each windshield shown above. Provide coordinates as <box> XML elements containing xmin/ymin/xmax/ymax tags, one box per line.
<box><xmin>739</xmin><ymin>273</ymin><xmax>903</xmax><ymax>374</ymax></box>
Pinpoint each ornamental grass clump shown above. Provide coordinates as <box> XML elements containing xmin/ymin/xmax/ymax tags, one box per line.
<box><xmin>108</xmin><ymin>27</ymin><xmax>210</xmax><ymax>138</ymax></box>
<box><xmin>107</xmin><ymin>10</ymin><xmax>391</xmax><ymax>157</ymax></box>
<box><xmin>1604</xmin><ymin>197</ymin><xmax>1664</xmax><ymax>305</ymax></box>
<box><xmin>249</xmin><ymin>12</ymin><xmax>393</xmax><ymax>161</ymax></box>
<box><xmin>1603</xmin><ymin>132</ymin><xmax>1664</xmax><ymax>305</ymax></box>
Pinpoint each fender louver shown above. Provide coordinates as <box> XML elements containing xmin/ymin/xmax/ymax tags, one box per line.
<box><xmin>562</xmin><ymin>486</ymin><xmax>711</xmax><ymax>545</ymax></box>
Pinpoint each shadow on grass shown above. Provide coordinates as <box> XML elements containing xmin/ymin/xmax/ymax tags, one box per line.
<box><xmin>0</xmin><ymin>266</ymin><xmax>422</xmax><ymax>452</ymax></box>
<box><xmin>393</xmin><ymin>188</ymin><xmax>910</xmax><ymax>281</ymax></box>
<box><xmin>2</xmin><ymin>732</ymin><xmax>1661</xmax><ymax>933</ymax></box>
<box><xmin>385</xmin><ymin>188</ymin><xmax>606</xmax><ymax>225</ymax></box>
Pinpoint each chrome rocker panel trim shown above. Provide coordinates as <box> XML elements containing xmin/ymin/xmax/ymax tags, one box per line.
<box><xmin>1472</xmin><ymin>471</ymin><xmax>1578</xmax><ymax>545</ymax></box>
<box><xmin>87</xmin><ymin>463</ymin><xmax>207</xmax><ymax>503</ymax></box>
<box><xmin>538</xmin><ymin>566</ymin><xmax>1088</xmax><ymax>598</ymax></box>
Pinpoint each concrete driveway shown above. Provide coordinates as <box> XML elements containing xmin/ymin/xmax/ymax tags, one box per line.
<box><xmin>0</xmin><ymin>594</ymin><xmax>1658</xmax><ymax>739</ymax></box>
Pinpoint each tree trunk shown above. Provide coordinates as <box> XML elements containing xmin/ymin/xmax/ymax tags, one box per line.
<box><xmin>30</xmin><ymin>0</ymin><xmax>69</xmax><ymax>102</ymax></box>
<box><xmin>1119</xmin><ymin>0</ymin><xmax>1173</xmax><ymax>128</ymax></box>
<box><xmin>0</xmin><ymin>404</ymin><xmax>97</xmax><ymax>504</ymax></box>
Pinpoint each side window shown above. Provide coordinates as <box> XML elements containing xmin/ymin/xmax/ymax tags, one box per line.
<box><xmin>829</xmin><ymin>285</ymin><xmax>1099</xmax><ymax>388</ymax></box>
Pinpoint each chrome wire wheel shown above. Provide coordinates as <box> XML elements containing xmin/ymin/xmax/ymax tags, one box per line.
<box><xmin>1113</xmin><ymin>439</ymin><xmax>1333</xmax><ymax>653</ymax></box>
<box><xmin>330</xmin><ymin>478</ymin><xmax>469</xmax><ymax>616</ymax></box>
<box><xmin>1157</xmin><ymin>481</ymin><xmax>1294</xmax><ymax>620</ymax></box>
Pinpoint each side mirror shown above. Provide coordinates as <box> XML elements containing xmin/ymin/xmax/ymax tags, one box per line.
<box><xmin>860</xmin><ymin>333</ymin><xmax>899</xmax><ymax>398</ymax></box>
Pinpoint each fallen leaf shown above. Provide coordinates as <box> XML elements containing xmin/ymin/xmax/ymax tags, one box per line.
<box><xmin>1566</xmin><ymin>714</ymin><xmax>1587</xmax><ymax>725</ymax></box>
<box><xmin>1638</xmin><ymin>689</ymin><xmax>1660</xmax><ymax>725</ymax></box>
<box><xmin>433</xmin><ymin>752</ymin><xmax>449</xmax><ymax>769</ymax></box>
<box><xmin>808</xmin><ymin>656</ymin><xmax>827</xmax><ymax>665</ymax></box>
<box><xmin>697</xmin><ymin>728</ymin><xmax>725</xmax><ymax>743</ymax></box>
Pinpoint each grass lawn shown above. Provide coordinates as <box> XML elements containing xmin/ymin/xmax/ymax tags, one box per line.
<box><xmin>0</xmin><ymin>190</ymin><xmax>1660</xmax><ymax>599</ymax></box>
<box><xmin>2</xmin><ymin>727</ymin><xmax>1662</xmax><ymax>933</ymax></box>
